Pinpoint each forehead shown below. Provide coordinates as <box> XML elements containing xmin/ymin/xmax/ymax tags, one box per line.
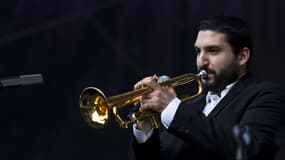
<box><xmin>194</xmin><ymin>30</ymin><xmax>228</xmax><ymax>47</ymax></box>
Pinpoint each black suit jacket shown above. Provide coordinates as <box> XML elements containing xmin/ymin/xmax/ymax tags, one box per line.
<box><xmin>275</xmin><ymin>127</ymin><xmax>285</xmax><ymax>160</ymax></box>
<box><xmin>129</xmin><ymin>73</ymin><xmax>285</xmax><ymax>160</ymax></box>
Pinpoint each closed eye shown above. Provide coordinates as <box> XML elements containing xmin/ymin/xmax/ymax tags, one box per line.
<box><xmin>194</xmin><ymin>47</ymin><xmax>200</xmax><ymax>56</ymax></box>
<box><xmin>207</xmin><ymin>46</ymin><xmax>221</xmax><ymax>55</ymax></box>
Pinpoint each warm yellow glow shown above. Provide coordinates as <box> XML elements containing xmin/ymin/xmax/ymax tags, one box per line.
<box><xmin>92</xmin><ymin>111</ymin><xmax>106</xmax><ymax>124</ymax></box>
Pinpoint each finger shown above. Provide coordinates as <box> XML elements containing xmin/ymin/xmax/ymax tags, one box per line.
<box><xmin>140</xmin><ymin>97</ymin><xmax>160</xmax><ymax>111</ymax></box>
<box><xmin>147</xmin><ymin>75</ymin><xmax>162</xmax><ymax>90</ymax></box>
<box><xmin>139</xmin><ymin>102</ymin><xmax>154</xmax><ymax>111</ymax></box>
<box><xmin>166</xmin><ymin>87</ymin><xmax>177</xmax><ymax>97</ymax></box>
<box><xmin>140</xmin><ymin>103</ymin><xmax>162</xmax><ymax>112</ymax></box>
<box><xmin>140</xmin><ymin>89</ymin><xmax>162</xmax><ymax>101</ymax></box>
<box><xmin>134</xmin><ymin>76</ymin><xmax>153</xmax><ymax>89</ymax></box>
<box><xmin>134</xmin><ymin>75</ymin><xmax>160</xmax><ymax>90</ymax></box>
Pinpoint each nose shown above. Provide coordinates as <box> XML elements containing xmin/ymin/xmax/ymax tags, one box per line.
<box><xmin>197</xmin><ymin>52</ymin><xmax>209</xmax><ymax>68</ymax></box>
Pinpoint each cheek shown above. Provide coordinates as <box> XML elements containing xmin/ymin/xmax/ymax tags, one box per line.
<box><xmin>208</xmin><ymin>57</ymin><xmax>222</xmax><ymax>71</ymax></box>
<box><xmin>196</xmin><ymin>58</ymin><xmax>204</xmax><ymax>71</ymax></box>
<box><xmin>196</xmin><ymin>62</ymin><xmax>200</xmax><ymax>70</ymax></box>
<box><xmin>210</xmin><ymin>55</ymin><xmax>233</xmax><ymax>70</ymax></box>
<box><xmin>196</xmin><ymin>56</ymin><xmax>201</xmax><ymax>66</ymax></box>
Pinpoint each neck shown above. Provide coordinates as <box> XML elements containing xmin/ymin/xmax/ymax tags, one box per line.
<box><xmin>210</xmin><ymin>72</ymin><xmax>246</xmax><ymax>96</ymax></box>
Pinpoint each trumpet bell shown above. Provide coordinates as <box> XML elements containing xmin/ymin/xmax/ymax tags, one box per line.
<box><xmin>79</xmin><ymin>87</ymin><xmax>109</xmax><ymax>128</ymax></box>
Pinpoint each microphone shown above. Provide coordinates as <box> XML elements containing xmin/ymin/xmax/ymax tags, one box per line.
<box><xmin>0</xmin><ymin>74</ymin><xmax>43</xmax><ymax>89</ymax></box>
<box><xmin>233</xmin><ymin>125</ymin><xmax>251</xmax><ymax>160</ymax></box>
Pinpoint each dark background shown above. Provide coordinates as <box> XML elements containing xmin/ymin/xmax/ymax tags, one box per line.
<box><xmin>0</xmin><ymin>0</ymin><xmax>285</xmax><ymax>159</ymax></box>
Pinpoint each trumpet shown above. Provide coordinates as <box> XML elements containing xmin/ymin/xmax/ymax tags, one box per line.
<box><xmin>79</xmin><ymin>70</ymin><xmax>207</xmax><ymax>128</ymax></box>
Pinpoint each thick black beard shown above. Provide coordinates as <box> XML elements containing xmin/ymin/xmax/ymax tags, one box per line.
<box><xmin>204</xmin><ymin>69</ymin><xmax>239</xmax><ymax>94</ymax></box>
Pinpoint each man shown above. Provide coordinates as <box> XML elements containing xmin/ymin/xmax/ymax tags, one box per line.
<box><xmin>128</xmin><ymin>15</ymin><xmax>285</xmax><ymax>160</ymax></box>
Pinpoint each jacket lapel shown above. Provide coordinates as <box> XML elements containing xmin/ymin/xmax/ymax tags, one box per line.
<box><xmin>185</xmin><ymin>94</ymin><xmax>207</xmax><ymax>113</ymax></box>
<box><xmin>206</xmin><ymin>73</ymin><xmax>255</xmax><ymax>118</ymax></box>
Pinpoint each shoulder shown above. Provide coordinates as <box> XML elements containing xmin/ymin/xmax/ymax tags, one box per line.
<box><xmin>240</xmin><ymin>73</ymin><xmax>285</xmax><ymax>94</ymax></box>
<box><xmin>236</xmin><ymin>74</ymin><xmax>285</xmax><ymax>105</ymax></box>
<box><xmin>249</xmin><ymin>81</ymin><xmax>285</xmax><ymax>101</ymax></box>
<box><xmin>254</xmin><ymin>80</ymin><xmax>285</xmax><ymax>96</ymax></box>
<box><xmin>249</xmin><ymin>81</ymin><xmax>285</xmax><ymax>110</ymax></box>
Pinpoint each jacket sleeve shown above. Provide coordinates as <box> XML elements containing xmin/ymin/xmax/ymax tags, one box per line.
<box><xmin>129</xmin><ymin>129</ymin><xmax>161</xmax><ymax>160</ymax></box>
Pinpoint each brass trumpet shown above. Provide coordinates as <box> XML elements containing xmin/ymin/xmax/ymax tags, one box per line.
<box><xmin>79</xmin><ymin>70</ymin><xmax>206</xmax><ymax>128</ymax></box>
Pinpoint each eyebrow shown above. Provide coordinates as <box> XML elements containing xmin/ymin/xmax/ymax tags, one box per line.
<box><xmin>194</xmin><ymin>45</ymin><xmax>222</xmax><ymax>50</ymax></box>
<box><xmin>206</xmin><ymin>45</ymin><xmax>222</xmax><ymax>50</ymax></box>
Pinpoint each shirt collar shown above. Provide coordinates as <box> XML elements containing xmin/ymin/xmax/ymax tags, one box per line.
<box><xmin>206</xmin><ymin>81</ymin><xmax>237</xmax><ymax>103</ymax></box>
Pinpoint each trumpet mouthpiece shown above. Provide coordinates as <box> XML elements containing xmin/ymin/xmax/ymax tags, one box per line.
<box><xmin>198</xmin><ymin>70</ymin><xmax>207</xmax><ymax>79</ymax></box>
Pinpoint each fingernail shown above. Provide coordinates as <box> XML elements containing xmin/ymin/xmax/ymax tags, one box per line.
<box><xmin>152</xmin><ymin>74</ymin><xmax>158</xmax><ymax>80</ymax></box>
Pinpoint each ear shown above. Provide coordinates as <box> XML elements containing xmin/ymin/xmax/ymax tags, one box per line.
<box><xmin>238</xmin><ymin>47</ymin><xmax>250</xmax><ymax>66</ymax></box>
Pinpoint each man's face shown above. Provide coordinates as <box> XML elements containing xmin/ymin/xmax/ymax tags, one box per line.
<box><xmin>194</xmin><ymin>30</ymin><xmax>240</xmax><ymax>92</ymax></box>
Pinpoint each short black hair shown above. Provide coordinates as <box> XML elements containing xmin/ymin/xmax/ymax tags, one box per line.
<box><xmin>198</xmin><ymin>15</ymin><xmax>253</xmax><ymax>65</ymax></box>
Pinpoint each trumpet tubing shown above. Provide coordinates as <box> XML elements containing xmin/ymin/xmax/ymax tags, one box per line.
<box><xmin>79</xmin><ymin>70</ymin><xmax>206</xmax><ymax>128</ymax></box>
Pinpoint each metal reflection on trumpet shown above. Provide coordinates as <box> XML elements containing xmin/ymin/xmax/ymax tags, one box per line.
<box><xmin>79</xmin><ymin>70</ymin><xmax>207</xmax><ymax>128</ymax></box>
